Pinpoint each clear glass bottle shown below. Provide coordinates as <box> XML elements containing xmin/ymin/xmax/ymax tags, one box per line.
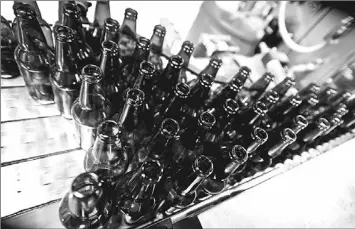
<box><xmin>118</xmin><ymin>8</ymin><xmax>138</xmax><ymax>60</ymax></box>
<box><xmin>148</xmin><ymin>25</ymin><xmax>166</xmax><ymax>75</ymax></box>
<box><xmin>71</xmin><ymin>65</ymin><xmax>112</xmax><ymax>151</ymax></box>
<box><xmin>14</xmin><ymin>4</ymin><xmax>54</xmax><ymax>104</ymax></box>
<box><xmin>59</xmin><ymin>172</ymin><xmax>114</xmax><ymax>229</ymax></box>
<box><xmin>84</xmin><ymin>120</ymin><xmax>129</xmax><ymax>184</ymax></box>
<box><xmin>51</xmin><ymin>25</ymin><xmax>81</xmax><ymax>119</ymax></box>
<box><xmin>177</xmin><ymin>40</ymin><xmax>194</xmax><ymax>83</ymax></box>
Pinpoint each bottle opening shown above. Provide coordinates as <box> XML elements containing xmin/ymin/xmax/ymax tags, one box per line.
<box><xmin>253</xmin><ymin>101</ymin><xmax>268</xmax><ymax>115</ymax></box>
<box><xmin>14</xmin><ymin>4</ymin><xmax>36</xmax><ymax>18</ymax></box>
<box><xmin>198</xmin><ymin>111</ymin><xmax>216</xmax><ymax>129</ymax></box>
<box><xmin>281</xmin><ymin>128</ymin><xmax>297</xmax><ymax>143</ymax></box>
<box><xmin>330</xmin><ymin>116</ymin><xmax>342</xmax><ymax>126</ymax></box>
<box><xmin>169</xmin><ymin>55</ymin><xmax>184</xmax><ymax>69</ymax></box>
<box><xmin>63</xmin><ymin>3</ymin><xmax>80</xmax><ymax>17</ymax></box>
<box><xmin>175</xmin><ymin>83</ymin><xmax>190</xmax><ymax>98</ymax></box>
<box><xmin>101</xmin><ymin>40</ymin><xmax>119</xmax><ymax>53</ymax></box>
<box><xmin>230</xmin><ymin>145</ymin><xmax>248</xmax><ymax>164</ymax></box>
<box><xmin>252</xmin><ymin>127</ymin><xmax>268</xmax><ymax>143</ymax></box>
<box><xmin>284</xmin><ymin>77</ymin><xmax>296</xmax><ymax>87</ymax></box>
<box><xmin>97</xmin><ymin>120</ymin><xmax>120</xmax><ymax>141</ymax></box>
<box><xmin>230</xmin><ymin>78</ymin><xmax>244</xmax><ymax>91</ymax></box>
<box><xmin>105</xmin><ymin>18</ymin><xmax>119</xmax><ymax>31</ymax></box>
<box><xmin>124</xmin><ymin>8</ymin><xmax>138</xmax><ymax>20</ymax></box>
<box><xmin>193</xmin><ymin>155</ymin><xmax>213</xmax><ymax>177</ymax></box>
<box><xmin>209</xmin><ymin>56</ymin><xmax>222</xmax><ymax>68</ymax></box>
<box><xmin>137</xmin><ymin>37</ymin><xmax>151</xmax><ymax>51</ymax></box>
<box><xmin>323</xmin><ymin>87</ymin><xmax>338</xmax><ymax>98</ymax></box>
<box><xmin>139</xmin><ymin>61</ymin><xmax>155</xmax><ymax>77</ymax></box>
<box><xmin>239</xmin><ymin>66</ymin><xmax>252</xmax><ymax>76</ymax></box>
<box><xmin>264</xmin><ymin>90</ymin><xmax>280</xmax><ymax>104</ymax></box>
<box><xmin>224</xmin><ymin>99</ymin><xmax>239</xmax><ymax>115</ymax></box>
<box><xmin>82</xmin><ymin>65</ymin><xmax>103</xmax><ymax>83</ymax></box>
<box><xmin>316</xmin><ymin>118</ymin><xmax>331</xmax><ymax>131</ymax></box>
<box><xmin>126</xmin><ymin>88</ymin><xmax>145</xmax><ymax>106</ymax></box>
<box><xmin>294</xmin><ymin>115</ymin><xmax>308</xmax><ymax>129</ymax></box>
<box><xmin>141</xmin><ymin>160</ymin><xmax>163</xmax><ymax>182</ymax></box>
<box><xmin>290</xmin><ymin>95</ymin><xmax>302</xmax><ymax>106</ymax></box>
<box><xmin>160</xmin><ymin>118</ymin><xmax>180</xmax><ymax>138</ymax></box>
<box><xmin>306</xmin><ymin>93</ymin><xmax>319</xmax><ymax>106</ymax></box>
<box><xmin>307</xmin><ymin>83</ymin><xmax>321</xmax><ymax>94</ymax></box>
<box><xmin>182</xmin><ymin>41</ymin><xmax>194</xmax><ymax>54</ymax></box>
<box><xmin>199</xmin><ymin>73</ymin><xmax>213</xmax><ymax>87</ymax></box>
<box><xmin>71</xmin><ymin>173</ymin><xmax>100</xmax><ymax>198</ymax></box>
<box><xmin>263</xmin><ymin>72</ymin><xmax>275</xmax><ymax>83</ymax></box>
<box><xmin>54</xmin><ymin>25</ymin><xmax>74</xmax><ymax>42</ymax></box>
<box><xmin>335</xmin><ymin>103</ymin><xmax>349</xmax><ymax>116</ymax></box>
<box><xmin>153</xmin><ymin>25</ymin><xmax>166</xmax><ymax>37</ymax></box>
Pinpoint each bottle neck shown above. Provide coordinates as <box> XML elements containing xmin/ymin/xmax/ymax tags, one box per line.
<box><xmin>79</xmin><ymin>79</ymin><xmax>103</xmax><ymax>111</ymax></box>
<box><xmin>17</xmin><ymin>16</ymin><xmax>46</xmax><ymax>51</ymax></box>
<box><xmin>201</xmin><ymin>58</ymin><xmax>222</xmax><ymax>79</ymax></box>
<box><xmin>150</xmin><ymin>32</ymin><xmax>165</xmax><ymax>55</ymax></box>
<box><xmin>272</xmin><ymin>77</ymin><xmax>295</xmax><ymax>98</ymax></box>
<box><xmin>248</xmin><ymin>73</ymin><xmax>274</xmax><ymax>100</ymax></box>
<box><xmin>299</xmin><ymin>118</ymin><xmax>330</xmax><ymax>143</ymax></box>
<box><xmin>178</xmin><ymin>48</ymin><xmax>192</xmax><ymax>69</ymax></box>
<box><xmin>271</xmin><ymin>95</ymin><xmax>301</xmax><ymax>117</ymax></box>
<box><xmin>120</xmin><ymin>17</ymin><xmax>136</xmax><ymax>38</ymax></box>
<box><xmin>55</xmin><ymin>39</ymin><xmax>77</xmax><ymax>72</ymax></box>
<box><xmin>147</xmin><ymin>129</ymin><xmax>176</xmax><ymax>160</ymax></box>
<box><xmin>61</xmin><ymin>12</ymin><xmax>86</xmax><ymax>42</ymax></box>
<box><xmin>160</xmin><ymin>60</ymin><xmax>183</xmax><ymax>88</ymax></box>
<box><xmin>94</xmin><ymin>1</ymin><xmax>111</xmax><ymax>28</ymax></box>
<box><xmin>243</xmin><ymin>127</ymin><xmax>268</xmax><ymax>156</ymax></box>
<box><xmin>267</xmin><ymin>129</ymin><xmax>296</xmax><ymax>158</ymax></box>
<box><xmin>99</xmin><ymin>50</ymin><xmax>119</xmax><ymax>84</ymax></box>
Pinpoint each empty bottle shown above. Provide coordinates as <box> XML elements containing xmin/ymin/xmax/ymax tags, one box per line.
<box><xmin>247</xmin><ymin>72</ymin><xmax>275</xmax><ymax>102</ymax></box>
<box><xmin>149</xmin><ymin>25</ymin><xmax>166</xmax><ymax>75</ymax></box>
<box><xmin>14</xmin><ymin>4</ymin><xmax>54</xmax><ymax>104</ymax></box>
<box><xmin>100</xmin><ymin>17</ymin><xmax>119</xmax><ymax>44</ymax></box>
<box><xmin>271</xmin><ymin>76</ymin><xmax>296</xmax><ymax>100</ymax></box>
<box><xmin>59</xmin><ymin>172</ymin><xmax>114</xmax><ymax>229</ymax></box>
<box><xmin>298</xmin><ymin>83</ymin><xmax>321</xmax><ymax>98</ymax></box>
<box><xmin>188</xmin><ymin>56</ymin><xmax>222</xmax><ymax>87</ymax></box>
<box><xmin>177</xmin><ymin>41</ymin><xmax>194</xmax><ymax>83</ymax></box>
<box><xmin>118</xmin><ymin>8</ymin><xmax>138</xmax><ymax>60</ymax></box>
<box><xmin>71</xmin><ymin>65</ymin><xmax>112</xmax><ymax>151</ymax></box>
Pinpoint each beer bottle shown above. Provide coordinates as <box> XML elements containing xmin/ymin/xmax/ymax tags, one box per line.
<box><xmin>177</xmin><ymin>41</ymin><xmax>194</xmax><ymax>83</ymax></box>
<box><xmin>298</xmin><ymin>83</ymin><xmax>321</xmax><ymax>98</ymax></box>
<box><xmin>271</xmin><ymin>76</ymin><xmax>296</xmax><ymax>100</ymax></box>
<box><xmin>247</xmin><ymin>72</ymin><xmax>275</xmax><ymax>102</ymax></box>
<box><xmin>118</xmin><ymin>8</ymin><xmax>138</xmax><ymax>61</ymax></box>
<box><xmin>149</xmin><ymin>25</ymin><xmax>166</xmax><ymax>75</ymax></box>
<box><xmin>100</xmin><ymin>18</ymin><xmax>119</xmax><ymax>44</ymax></box>
<box><xmin>188</xmin><ymin>56</ymin><xmax>222</xmax><ymax>87</ymax></box>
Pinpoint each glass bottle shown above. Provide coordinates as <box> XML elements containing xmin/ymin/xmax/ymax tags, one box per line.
<box><xmin>188</xmin><ymin>56</ymin><xmax>222</xmax><ymax>87</ymax></box>
<box><xmin>51</xmin><ymin>25</ymin><xmax>81</xmax><ymax>119</ymax></box>
<box><xmin>71</xmin><ymin>65</ymin><xmax>112</xmax><ymax>151</ymax></box>
<box><xmin>118</xmin><ymin>8</ymin><xmax>138</xmax><ymax>61</ymax></box>
<box><xmin>1</xmin><ymin>15</ymin><xmax>20</xmax><ymax>78</ymax></box>
<box><xmin>246</xmin><ymin>72</ymin><xmax>275</xmax><ymax>102</ymax></box>
<box><xmin>59</xmin><ymin>172</ymin><xmax>114</xmax><ymax>229</ymax></box>
<box><xmin>84</xmin><ymin>120</ymin><xmax>128</xmax><ymax>184</ymax></box>
<box><xmin>279</xmin><ymin>114</ymin><xmax>309</xmax><ymax>135</ymax></box>
<box><xmin>206</xmin><ymin>66</ymin><xmax>251</xmax><ymax>110</ymax></box>
<box><xmin>310</xmin><ymin>86</ymin><xmax>338</xmax><ymax>117</ymax></box>
<box><xmin>268</xmin><ymin>94</ymin><xmax>302</xmax><ymax>123</ymax></box>
<box><xmin>98</xmin><ymin>40</ymin><xmax>124</xmax><ymax>114</ymax></box>
<box><xmin>154</xmin><ymin>82</ymin><xmax>191</xmax><ymax>127</ymax></box>
<box><xmin>177</xmin><ymin>40</ymin><xmax>194</xmax><ymax>83</ymax></box>
<box><xmin>298</xmin><ymin>83</ymin><xmax>321</xmax><ymax>98</ymax></box>
<box><xmin>14</xmin><ymin>4</ymin><xmax>54</xmax><ymax>104</ymax></box>
<box><xmin>198</xmin><ymin>145</ymin><xmax>248</xmax><ymax>199</ymax></box>
<box><xmin>61</xmin><ymin>2</ymin><xmax>94</xmax><ymax>70</ymax></box>
<box><xmin>271</xmin><ymin>76</ymin><xmax>296</xmax><ymax>100</ymax></box>
<box><xmin>152</xmin><ymin>55</ymin><xmax>184</xmax><ymax>106</ymax></box>
<box><xmin>170</xmin><ymin>112</ymin><xmax>216</xmax><ymax>174</ymax></box>
<box><xmin>149</xmin><ymin>25</ymin><xmax>166</xmax><ymax>75</ymax></box>
<box><xmin>122</xmin><ymin>36</ymin><xmax>151</xmax><ymax>88</ymax></box>
<box><xmin>114</xmin><ymin>160</ymin><xmax>164</xmax><ymax>225</ymax></box>
<box><xmin>258</xmin><ymin>89</ymin><xmax>280</xmax><ymax>110</ymax></box>
<box><xmin>329</xmin><ymin>90</ymin><xmax>353</xmax><ymax>107</ymax></box>
<box><xmin>158</xmin><ymin>155</ymin><xmax>213</xmax><ymax>215</ymax></box>
<box><xmin>288</xmin><ymin>93</ymin><xmax>319</xmax><ymax>119</ymax></box>
<box><xmin>129</xmin><ymin>118</ymin><xmax>180</xmax><ymax>173</ymax></box>
<box><xmin>114</xmin><ymin>88</ymin><xmax>149</xmax><ymax>157</ymax></box>
<box><xmin>100</xmin><ymin>18</ymin><xmax>119</xmax><ymax>44</ymax></box>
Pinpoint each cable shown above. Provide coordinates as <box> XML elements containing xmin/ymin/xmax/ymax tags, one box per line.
<box><xmin>278</xmin><ymin>1</ymin><xmax>328</xmax><ymax>53</ymax></box>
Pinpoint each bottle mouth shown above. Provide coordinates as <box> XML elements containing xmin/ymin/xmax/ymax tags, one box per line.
<box><xmin>334</xmin><ymin>103</ymin><xmax>349</xmax><ymax>116</ymax></box>
<box><xmin>263</xmin><ymin>90</ymin><xmax>280</xmax><ymax>105</ymax></box>
<box><xmin>63</xmin><ymin>3</ymin><xmax>80</xmax><ymax>18</ymax></box>
<box><xmin>71</xmin><ymin>173</ymin><xmax>100</xmax><ymax>199</ymax></box>
<box><xmin>139</xmin><ymin>61</ymin><xmax>155</xmax><ymax>77</ymax></box>
<box><xmin>209</xmin><ymin>56</ymin><xmax>223</xmax><ymax>68</ymax></box>
<box><xmin>223</xmin><ymin>99</ymin><xmax>239</xmax><ymax>115</ymax></box>
<box><xmin>330</xmin><ymin>116</ymin><xmax>343</xmax><ymax>126</ymax></box>
<box><xmin>168</xmin><ymin>55</ymin><xmax>184</xmax><ymax>69</ymax></box>
<box><xmin>252</xmin><ymin>127</ymin><xmax>268</xmax><ymax>144</ymax></box>
<box><xmin>174</xmin><ymin>83</ymin><xmax>190</xmax><ymax>98</ymax></box>
<box><xmin>306</xmin><ymin>93</ymin><xmax>319</xmax><ymax>106</ymax></box>
<box><xmin>322</xmin><ymin>87</ymin><xmax>338</xmax><ymax>99</ymax></box>
<box><xmin>307</xmin><ymin>83</ymin><xmax>321</xmax><ymax>94</ymax></box>
<box><xmin>283</xmin><ymin>77</ymin><xmax>296</xmax><ymax>88</ymax></box>
<box><xmin>101</xmin><ymin>40</ymin><xmax>119</xmax><ymax>53</ymax></box>
<box><xmin>199</xmin><ymin>73</ymin><xmax>213</xmax><ymax>87</ymax></box>
<box><xmin>198</xmin><ymin>111</ymin><xmax>216</xmax><ymax>129</ymax></box>
<box><xmin>263</xmin><ymin>72</ymin><xmax>275</xmax><ymax>83</ymax></box>
<box><xmin>137</xmin><ymin>37</ymin><xmax>151</xmax><ymax>51</ymax></box>
<box><xmin>97</xmin><ymin>120</ymin><xmax>120</xmax><ymax>142</ymax></box>
<box><xmin>124</xmin><ymin>8</ymin><xmax>138</xmax><ymax>20</ymax></box>
<box><xmin>253</xmin><ymin>101</ymin><xmax>268</xmax><ymax>116</ymax></box>
<box><xmin>289</xmin><ymin>95</ymin><xmax>302</xmax><ymax>106</ymax></box>
<box><xmin>82</xmin><ymin>65</ymin><xmax>103</xmax><ymax>83</ymax></box>
<box><xmin>193</xmin><ymin>155</ymin><xmax>213</xmax><ymax>178</ymax></box>
<box><xmin>239</xmin><ymin>66</ymin><xmax>252</xmax><ymax>76</ymax></box>
<box><xmin>230</xmin><ymin>78</ymin><xmax>244</xmax><ymax>91</ymax></box>
<box><xmin>153</xmin><ymin>25</ymin><xmax>166</xmax><ymax>37</ymax></box>
<box><xmin>316</xmin><ymin>118</ymin><xmax>331</xmax><ymax>131</ymax></box>
<box><xmin>126</xmin><ymin>88</ymin><xmax>145</xmax><ymax>106</ymax></box>
<box><xmin>230</xmin><ymin>145</ymin><xmax>248</xmax><ymax>164</ymax></box>
<box><xmin>104</xmin><ymin>17</ymin><xmax>119</xmax><ymax>31</ymax></box>
<box><xmin>182</xmin><ymin>41</ymin><xmax>194</xmax><ymax>54</ymax></box>
<box><xmin>294</xmin><ymin>115</ymin><xmax>308</xmax><ymax>129</ymax></box>
<box><xmin>54</xmin><ymin>25</ymin><xmax>74</xmax><ymax>42</ymax></box>
<box><xmin>160</xmin><ymin>118</ymin><xmax>180</xmax><ymax>138</ymax></box>
<box><xmin>141</xmin><ymin>160</ymin><xmax>163</xmax><ymax>183</ymax></box>
<box><xmin>281</xmin><ymin>128</ymin><xmax>297</xmax><ymax>144</ymax></box>
<box><xmin>14</xmin><ymin>3</ymin><xmax>36</xmax><ymax>18</ymax></box>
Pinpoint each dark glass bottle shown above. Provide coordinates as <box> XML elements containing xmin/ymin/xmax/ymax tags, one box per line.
<box><xmin>118</xmin><ymin>8</ymin><xmax>138</xmax><ymax>61</ymax></box>
<box><xmin>329</xmin><ymin>90</ymin><xmax>352</xmax><ymax>108</ymax></box>
<box><xmin>258</xmin><ymin>89</ymin><xmax>280</xmax><ymax>110</ymax></box>
<box><xmin>123</xmin><ymin>37</ymin><xmax>151</xmax><ymax>88</ymax></box>
<box><xmin>152</xmin><ymin>55</ymin><xmax>184</xmax><ymax>106</ymax></box>
<box><xmin>1</xmin><ymin>15</ymin><xmax>20</xmax><ymax>78</ymax></box>
<box><xmin>268</xmin><ymin>94</ymin><xmax>302</xmax><ymax>123</ymax></box>
<box><xmin>177</xmin><ymin>41</ymin><xmax>194</xmax><ymax>83</ymax></box>
<box><xmin>247</xmin><ymin>72</ymin><xmax>275</xmax><ymax>102</ymax></box>
<box><xmin>61</xmin><ymin>2</ymin><xmax>94</xmax><ymax>70</ymax></box>
<box><xmin>271</xmin><ymin>76</ymin><xmax>296</xmax><ymax>100</ymax></box>
<box><xmin>114</xmin><ymin>88</ymin><xmax>150</xmax><ymax>157</ymax></box>
<box><xmin>170</xmin><ymin>112</ymin><xmax>216</xmax><ymax>174</ymax></box>
<box><xmin>298</xmin><ymin>83</ymin><xmax>321</xmax><ymax>98</ymax></box>
<box><xmin>129</xmin><ymin>118</ymin><xmax>180</xmax><ymax>172</ymax></box>
<box><xmin>279</xmin><ymin>114</ymin><xmax>309</xmax><ymax>135</ymax></box>
<box><xmin>148</xmin><ymin>25</ymin><xmax>166</xmax><ymax>75</ymax></box>
<box><xmin>154</xmin><ymin>82</ymin><xmax>191</xmax><ymax>127</ymax></box>
<box><xmin>206</xmin><ymin>66</ymin><xmax>251</xmax><ymax>110</ymax></box>
<box><xmin>288</xmin><ymin>93</ymin><xmax>319</xmax><ymax>119</ymax></box>
<box><xmin>198</xmin><ymin>145</ymin><xmax>248</xmax><ymax>199</ymax></box>
<box><xmin>158</xmin><ymin>155</ymin><xmax>213</xmax><ymax>215</ymax></box>
<box><xmin>318</xmin><ymin>113</ymin><xmax>344</xmax><ymax>141</ymax></box>
<box><xmin>59</xmin><ymin>172</ymin><xmax>114</xmax><ymax>229</ymax></box>
<box><xmin>84</xmin><ymin>120</ymin><xmax>129</xmax><ymax>184</ymax></box>
<box><xmin>188</xmin><ymin>56</ymin><xmax>222</xmax><ymax>87</ymax></box>
<box><xmin>71</xmin><ymin>65</ymin><xmax>112</xmax><ymax>151</ymax></box>
<box><xmin>51</xmin><ymin>25</ymin><xmax>81</xmax><ymax>119</ymax></box>
<box><xmin>310</xmin><ymin>86</ymin><xmax>338</xmax><ymax>117</ymax></box>
<box><xmin>98</xmin><ymin>40</ymin><xmax>124</xmax><ymax>114</ymax></box>
<box><xmin>100</xmin><ymin>17</ymin><xmax>119</xmax><ymax>44</ymax></box>
<box><xmin>114</xmin><ymin>160</ymin><xmax>164</xmax><ymax>225</ymax></box>
<box><xmin>14</xmin><ymin>4</ymin><xmax>54</xmax><ymax>104</ymax></box>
